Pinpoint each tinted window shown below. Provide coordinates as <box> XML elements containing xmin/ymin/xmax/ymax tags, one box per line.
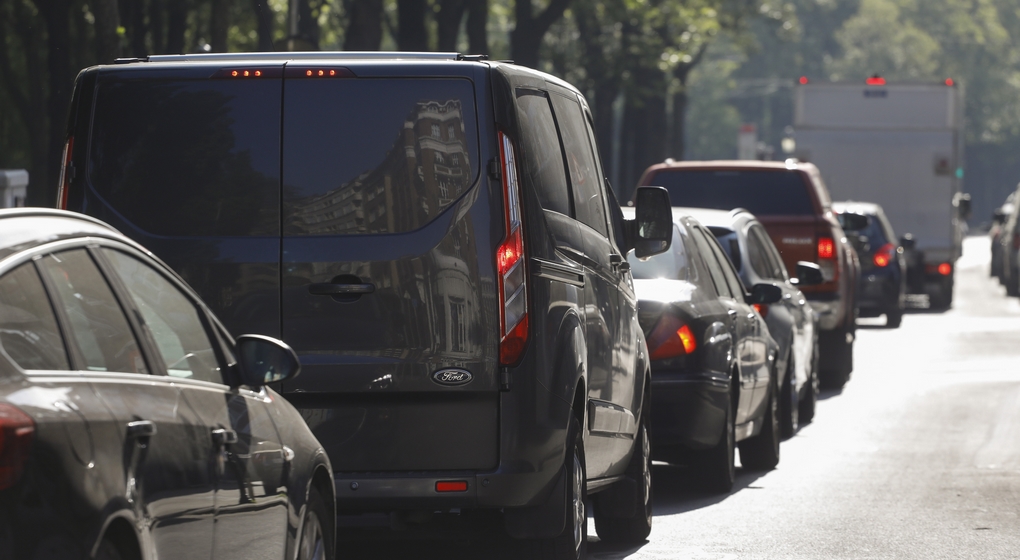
<box><xmin>628</xmin><ymin>225</ymin><xmax>695</xmax><ymax>282</ymax></box>
<box><xmin>37</xmin><ymin>250</ymin><xmax>147</xmax><ymax>374</ymax></box>
<box><xmin>0</xmin><ymin>263</ymin><xmax>69</xmax><ymax>371</ymax></box>
<box><xmin>283</xmin><ymin>78</ymin><xmax>479</xmax><ymax>235</ymax></box>
<box><xmin>516</xmin><ymin>90</ymin><xmax>571</xmax><ymax>215</ymax></box>
<box><xmin>690</xmin><ymin>227</ymin><xmax>733</xmax><ymax>298</ymax></box>
<box><xmin>707</xmin><ymin>234</ymin><xmax>746</xmax><ymax>296</ymax></box>
<box><xmin>90</xmin><ymin>77</ymin><xmax>281</xmax><ymax>236</ymax></box>
<box><xmin>746</xmin><ymin>228</ymin><xmax>773</xmax><ymax>279</ymax></box>
<box><xmin>652</xmin><ymin>170</ymin><xmax>815</xmax><ymax>216</ymax></box>
<box><xmin>550</xmin><ymin>93</ymin><xmax>607</xmax><ymax>235</ymax></box>
<box><xmin>837</xmin><ymin>212</ymin><xmax>888</xmax><ymax>245</ymax></box>
<box><xmin>103</xmin><ymin>249</ymin><xmax>224</xmax><ymax>383</ymax></box>
<box><xmin>750</xmin><ymin>225</ymin><xmax>787</xmax><ymax>280</ymax></box>
<box><xmin>712</xmin><ymin>229</ymin><xmax>742</xmax><ymax>273</ymax></box>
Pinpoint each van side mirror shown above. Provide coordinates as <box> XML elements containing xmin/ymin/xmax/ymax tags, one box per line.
<box><xmin>631</xmin><ymin>186</ymin><xmax>673</xmax><ymax>258</ymax></box>
<box><xmin>792</xmin><ymin>261</ymin><xmax>823</xmax><ymax>286</ymax></box>
<box><xmin>234</xmin><ymin>334</ymin><xmax>301</xmax><ymax>389</ymax></box>
<box><xmin>749</xmin><ymin>282</ymin><xmax>783</xmax><ymax>304</ymax></box>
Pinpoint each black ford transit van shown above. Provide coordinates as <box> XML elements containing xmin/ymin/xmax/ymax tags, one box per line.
<box><xmin>59</xmin><ymin>52</ymin><xmax>672</xmax><ymax>559</ymax></box>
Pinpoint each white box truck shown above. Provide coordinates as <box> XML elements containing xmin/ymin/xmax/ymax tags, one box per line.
<box><xmin>793</xmin><ymin>78</ymin><xmax>968</xmax><ymax>309</ymax></box>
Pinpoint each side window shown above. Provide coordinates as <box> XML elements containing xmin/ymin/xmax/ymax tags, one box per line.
<box><xmin>36</xmin><ymin>249</ymin><xmax>147</xmax><ymax>374</ymax></box>
<box><xmin>755</xmin><ymin>226</ymin><xmax>789</xmax><ymax>281</ymax></box>
<box><xmin>0</xmin><ymin>263</ymin><xmax>70</xmax><ymax>371</ymax></box>
<box><xmin>102</xmin><ymin>249</ymin><xmax>225</xmax><ymax>384</ymax></box>
<box><xmin>550</xmin><ymin>93</ymin><xmax>608</xmax><ymax>236</ymax></box>
<box><xmin>690</xmin><ymin>226</ymin><xmax>733</xmax><ymax>299</ymax></box>
<box><xmin>746</xmin><ymin>228</ymin><xmax>773</xmax><ymax>280</ymax></box>
<box><xmin>708</xmin><ymin>234</ymin><xmax>746</xmax><ymax>296</ymax></box>
<box><xmin>516</xmin><ymin>90</ymin><xmax>571</xmax><ymax>215</ymax></box>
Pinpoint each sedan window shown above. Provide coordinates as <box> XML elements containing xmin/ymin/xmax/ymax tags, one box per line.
<box><xmin>102</xmin><ymin>249</ymin><xmax>225</xmax><ymax>384</ymax></box>
<box><xmin>37</xmin><ymin>249</ymin><xmax>147</xmax><ymax>374</ymax></box>
<box><xmin>0</xmin><ymin>263</ymin><xmax>70</xmax><ymax>371</ymax></box>
<box><xmin>627</xmin><ymin>225</ymin><xmax>694</xmax><ymax>282</ymax></box>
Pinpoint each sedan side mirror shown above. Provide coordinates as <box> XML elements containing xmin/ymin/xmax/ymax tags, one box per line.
<box><xmin>234</xmin><ymin>334</ymin><xmax>301</xmax><ymax>389</ymax></box>
<box><xmin>749</xmin><ymin>282</ymin><xmax>783</xmax><ymax>305</ymax></box>
<box><xmin>631</xmin><ymin>186</ymin><xmax>673</xmax><ymax>258</ymax></box>
<box><xmin>793</xmin><ymin>261</ymin><xmax>824</xmax><ymax>286</ymax></box>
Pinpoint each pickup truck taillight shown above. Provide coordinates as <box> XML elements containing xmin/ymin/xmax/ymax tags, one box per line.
<box><xmin>816</xmin><ymin>234</ymin><xmax>838</xmax><ymax>284</ymax></box>
<box><xmin>497</xmin><ymin>131</ymin><xmax>529</xmax><ymax>366</ymax></box>
<box><xmin>0</xmin><ymin>404</ymin><xmax>34</xmax><ymax>490</ymax></box>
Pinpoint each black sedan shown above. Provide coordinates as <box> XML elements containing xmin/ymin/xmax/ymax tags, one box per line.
<box><xmin>0</xmin><ymin>209</ymin><xmax>334</xmax><ymax>560</ymax></box>
<box><xmin>624</xmin><ymin>209</ymin><xmax>783</xmax><ymax>493</ymax></box>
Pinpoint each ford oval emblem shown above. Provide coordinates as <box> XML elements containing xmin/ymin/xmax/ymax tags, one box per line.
<box><xmin>431</xmin><ymin>368</ymin><xmax>473</xmax><ymax>387</ymax></box>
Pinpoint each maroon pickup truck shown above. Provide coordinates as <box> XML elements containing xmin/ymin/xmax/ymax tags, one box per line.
<box><xmin>636</xmin><ymin>160</ymin><xmax>860</xmax><ymax>388</ymax></box>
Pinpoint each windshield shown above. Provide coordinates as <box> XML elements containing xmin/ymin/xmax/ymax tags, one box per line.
<box><xmin>651</xmin><ymin>170</ymin><xmax>815</xmax><ymax>215</ymax></box>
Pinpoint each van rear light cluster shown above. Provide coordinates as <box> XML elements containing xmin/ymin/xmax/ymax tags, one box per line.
<box><xmin>0</xmin><ymin>404</ymin><xmax>34</xmax><ymax>491</ymax></box>
<box><xmin>497</xmin><ymin>131</ymin><xmax>529</xmax><ymax>366</ymax></box>
<box><xmin>55</xmin><ymin>136</ymin><xmax>74</xmax><ymax>210</ymax></box>
<box><xmin>647</xmin><ymin>314</ymin><xmax>696</xmax><ymax>361</ymax></box>
<box><xmin>873</xmin><ymin>243</ymin><xmax>895</xmax><ymax>267</ymax></box>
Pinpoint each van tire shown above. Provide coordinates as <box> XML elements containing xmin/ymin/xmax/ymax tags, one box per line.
<box><xmin>520</xmin><ymin>417</ymin><xmax>587</xmax><ymax>560</ymax></box>
<box><xmin>593</xmin><ymin>404</ymin><xmax>652</xmax><ymax>544</ymax></box>
<box><xmin>738</xmin><ymin>376</ymin><xmax>781</xmax><ymax>471</ymax></box>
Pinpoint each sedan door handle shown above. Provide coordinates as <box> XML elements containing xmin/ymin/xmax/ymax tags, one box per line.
<box><xmin>308</xmin><ymin>282</ymin><xmax>375</xmax><ymax>296</ymax></box>
<box><xmin>126</xmin><ymin>420</ymin><xmax>156</xmax><ymax>439</ymax></box>
<box><xmin>727</xmin><ymin>309</ymin><xmax>738</xmax><ymax>317</ymax></box>
<box><xmin>211</xmin><ymin>428</ymin><xmax>238</xmax><ymax>447</ymax></box>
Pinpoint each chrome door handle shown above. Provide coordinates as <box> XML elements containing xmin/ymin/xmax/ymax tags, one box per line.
<box><xmin>126</xmin><ymin>420</ymin><xmax>156</xmax><ymax>439</ymax></box>
<box><xmin>211</xmin><ymin>428</ymin><xmax>238</xmax><ymax>447</ymax></box>
<box><xmin>308</xmin><ymin>283</ymin><xmax>375</xmax><ymax>296</ymax></box>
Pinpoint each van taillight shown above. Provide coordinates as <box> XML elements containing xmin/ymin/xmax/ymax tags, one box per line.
<box><xmin>647</xmin><ymin>314</ymin><xmax>696</xmax><ymax>361</ymax></box>
<box><xmin>56</xmin><ymin>136</ymin><xmax>74</xmax><ymax>210</ymax></box>
<box><xmin>497</xmin><ymin>131</ymin><xmax>528</xmax><ymax>366</ymax></box>
<box><xmin>0</xmin><ymin>404</ymin><xmax>34</xmax><ymax>490</ymax></box>
<box><xmin>873</xmin><ymin>243</ymin><xmax>895</xmax><ymax>267</ymax></box>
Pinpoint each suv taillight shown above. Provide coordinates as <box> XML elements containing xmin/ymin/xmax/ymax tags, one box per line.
<box><xmin>873</xmin><ymin>243</ymin><xmax>895</xmax><ymax>267</ymax></box>
<box><xmin>0</xmin><ymin>404</ymin><xmax>34</xmax><ymax>491</ymax></box>
<box><xmin>497</xmin><ymin>131</ymin><xmax>528</xmax><ymax>366</ymax></box>
<box><xmin>647</xmin><ymin>314</ymin><xmax>696</xmax><ymax>361</ymax></box>
<box><xmin>56</xmin><ymin>136</ymin><xmax>74</xmax><ymax>210</ymax></box>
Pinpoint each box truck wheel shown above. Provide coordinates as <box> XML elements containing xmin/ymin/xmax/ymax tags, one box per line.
<box><xmin>929</xmin><ymin>275</ymin><xmax>955</xmax><ymax>310</ymax></box>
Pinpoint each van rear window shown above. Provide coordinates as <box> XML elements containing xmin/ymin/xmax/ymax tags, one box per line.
<box><xmin>651</xmin><ymin>170</ymin><xmax>815</xmax><ymax>216</ymax></box>
<box><xmin>282</xmin><ymin>78</ymin><xmax>479</xmax><ymax>235</ymax></box>
<box><xmin>89</xmin><ymin>77</ymin><xmax>282</xmax><ymax>237</ymax></box>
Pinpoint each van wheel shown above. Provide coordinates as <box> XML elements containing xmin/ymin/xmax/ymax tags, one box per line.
<box><xmin>695</xmin><ymin>386</ymin><xmax>735</xmax><ymax>494</ymax></box>
<box><xmin>593</xmin><ymin>405</ymin><xmax>652</xmax><ymax>544</ymax></box>
<box><xmin>779</xmin><ymin>355</ymin><xmax>798</xmax><ymax>439</ymax></box>
<box><xmin>521</xmin><ymin>416</ymin><xmax>587</xmax><ymax>560</ymax></box>
<box><xmin>739</xmin><ymin>376</ymin><xmax>781</xmax><ymax>471</ymax></box>
<box><xmin>298</xmin><ymin>487</ymin><xmax>330</xmax><ymax>560</ymax></box>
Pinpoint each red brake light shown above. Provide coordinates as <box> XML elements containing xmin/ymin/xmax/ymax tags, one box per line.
<box><xmin>799</xmin><ymin>76</ymin><xmax>809</xmax><ymax>85</ymax></box>
<box><xmin>938</xmin><ymin>263</ymin><xmax>952</xmax><ymax>276</ymax></box>
<box><xmin>0</xmin><ymin>404</ymin><xmax>34</xmax><ymax>490</ymax></box>
<box><xmin>56</xmin><ymin>136</ymin><xmax>74</xmax><ymax>210</ymax></box>
<box><xmin>873</xmin><ymin>243</ymin><xmax>895</xmax><ymax>267</ymax></box>
<box><xmin>497</xmin><ymin>131</ymin><xmax>528</xmax><ymax>366</ymax></box>
<box><xmin>866</xmin><ymin>75</ymin><xmax>886</xmax><ymax>86</ymax></box>
<box><xmin>752</xmin><ymin>303</ymin><xmax>769</xmax><ymax>318</ymax></box>
<box><xmin>436</xmin><ymin>481</ymin><xmax>468</xmax><ymax>492</ymax></box>
<box><xmin>817</xmin><ymin>237</ymin><xmax>835</xmax><ymax>260</ymax></box>
<box><xmin>647</xmin><ymin>314</ymin><xmax>697</xmax><ymax>361</ymax></box>
<box><xmin>945</xmin><ymin>78</ymin><xmax>954</xmax><ymax>87</ymax></box>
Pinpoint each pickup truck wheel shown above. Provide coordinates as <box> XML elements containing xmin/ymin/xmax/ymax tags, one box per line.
<box><xmin>739</xmin><ymin>375</ymin><xmax>781</xmax><ymax>471</ymax></box>
<box><xmin>695</xmin><ymin>385</ymin><xmax>735</xmax><ymax>494</ymax></box>
<box><xmin>521</xmin><ymin>416</ymin><xmax>587</xmax><ymax>560</ymax></box>
<box><xmin>593</xmin><ymin>405</ymin><xmax>652</xmax><ymax>544</ymax></box>
<box><xmin>779</xmin><ymin>356</ymin><xmax>799</xmax><ymax>440</ymax></box>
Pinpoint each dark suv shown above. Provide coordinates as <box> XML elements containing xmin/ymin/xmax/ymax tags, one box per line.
<box><xmin>59</xmin><ymin>52</ymin><xmax>673</xmax><ymax>558</ymax></box>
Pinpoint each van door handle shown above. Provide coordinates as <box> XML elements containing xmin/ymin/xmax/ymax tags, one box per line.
<box><xmin>308</xmin><ymin>283</ymin><xmax>375</xmax><ymax>296</ymax></box>
<box><xmin>126</xmin><ymin>420</ymin><xmax>156</xmax><ymax>439</ymax></box>
<box><xmin>212</xmin><ymin>428</ymin><xmax>238</xmax><ymax>447</ymax></box>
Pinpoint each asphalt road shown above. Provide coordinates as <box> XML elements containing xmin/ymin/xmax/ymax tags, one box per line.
<box><xmin>343</xmin><ymin>235</ymin><xmax>1020</xmax><ymax>559</ymax></box>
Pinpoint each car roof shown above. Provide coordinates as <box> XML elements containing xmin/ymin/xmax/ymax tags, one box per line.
<box><xmin>0</xmin><ymin>208</ymin><xmax>134</xmax><ymax>262</ymax></box>
<box><xmin>673</xmin><ymin>207</ymin><xmax>756</xmax><ymax>232</ymax></box>
<box><xmin>832</xmin><ymin>200</ymin><xmax>883</xmax><ymax>215</ymax></box>
<box><xmin>643</xmin><ymin>159</ymin><xmax>820</xmax><ymax>175</ymax></box>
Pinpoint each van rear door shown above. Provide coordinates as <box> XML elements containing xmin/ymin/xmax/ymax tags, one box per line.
<box><xmin>278</xmin><ymin>65</ymin><xmax>500</xmax><ymax>472</ymax></box>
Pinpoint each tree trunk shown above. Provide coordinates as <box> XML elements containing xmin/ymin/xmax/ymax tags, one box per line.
<box><xmin>94</xmin><ymin>0</ymin><xmax>122</xmax><ymax>62</ymax></box>
<box><xmin>622</xmin><ymin>64</ymin><xmax>667</xmax><ymax>191</ymax></box>
<box><xmin>128</xmin><ymin>0</ymin><xmax>148</xmax><ymax>56</ymax></box>
<box><xmin>211</xmin><ymin>0</ymin><xmax>229</xmax><ymax>52</ymax></box>
<box><xmin>397</xmin><ymin>0</ymin><xmax>428</xmax><ymax>51</ymax></box>
<box><xmin>297</xmin><ymin>0</ymin><xmax>321</xmax><ymax>49</ymax></box>
<box><xmin>465</xmin><ymin>0</ymin><xmax>487</xmax><ymax>54</ymax></box>
<box><xmin>151</xmin><ymin>0</ymin><xmax>166</xmax><ymax>55</ymax></box>
<box><xmin>39</xmin><ymin>0</ymin><xmax>73</xmax><ymax>206</ymax></box>
<box><xmin>436</xmin><ymin>0</ymin><xmax>466</xmax><ymax>52</ymax></box>
<box><xmin>510</xmin><ymin>0</ymin><xmax>571</xmax><ymax>68</ymax></box>
<box><xmin>344</xmin><ymin>0</ymin><xmax>383</xmax><ymax>51</ymax></box>
<box><xmin>166</xmin><ymin>0</ymin><xmax>187</xmax><ymax>53</ymax></box>
<box><xmin>670</xmin><ymin>84</ymin><xmax>688</xmax><ymax>160</ymax></box>
<box><xmin>252</xmin><ymin>0</ymin><xmax>275</xmax><ymax>51</ymax></box>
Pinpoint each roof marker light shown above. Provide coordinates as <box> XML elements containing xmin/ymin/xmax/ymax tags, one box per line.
<box><xmin>866</xmin><ymin>75</ymin><xmax>886</xmax><ymax>86</ymax></box>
